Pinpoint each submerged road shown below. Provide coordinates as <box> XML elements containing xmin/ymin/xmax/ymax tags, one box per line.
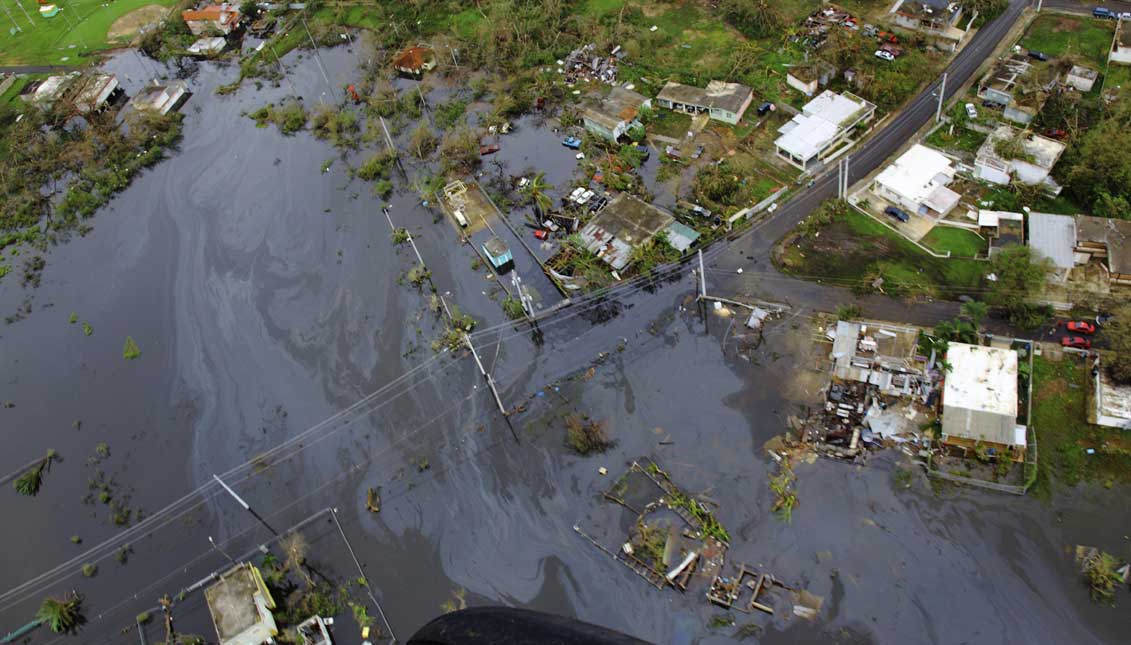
<box><xmin>706</xmin><ymin>0</ymin><xmax>1030</xmax><ymax>326</ymax></box>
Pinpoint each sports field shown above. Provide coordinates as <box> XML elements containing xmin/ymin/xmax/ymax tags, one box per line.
<box><xmin>0</xmin><ymin>0</ymin><xmax>177</xmax><ymax>66</ymax></box>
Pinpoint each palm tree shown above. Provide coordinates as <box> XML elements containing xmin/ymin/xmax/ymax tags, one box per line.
<box><xmin>36</xmin><ymin>591</ymin><xmax>84</xmax><ymax>634</ymax></box>
<box><xmin>522</xmin><ymin>172</ymin><xmax>553</xmax><ymax>219</ymax></box>
<box><xmin>281</xmin><ymin>531</ymin><xmax>314</xmax><ymax>587</ymax></box>
<box><xmin>960</xmin><ymin>300</ymin><xmax>989</xmax><ymax>330</ymax></box>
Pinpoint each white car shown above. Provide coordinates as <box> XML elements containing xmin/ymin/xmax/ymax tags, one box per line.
<box><xmin>1122</xmin><ymin>12</ymin><xmax>1131</xmax><ymax>21</ymax></box>
<box><xmin>874</xmin><ymin>49</ymin><xmax>895</xmax><ymax>62</ymax></box>
<box><xmin>577</xmin><ymin>190</ymin><xmax>595</xmax><ymax>205</ymax></box>
<box><xmin>568</xmin><ymin>187</ymin><xmax>585</xmax><ymax>202</ymax></box>
<box><xmin>964</xmin><ymin>103</ymin><xmax>977</xmax><ymax>119</ymax></box>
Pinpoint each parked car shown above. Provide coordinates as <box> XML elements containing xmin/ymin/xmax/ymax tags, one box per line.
<box><xmin>1067</xmin><ymin>321</ymin><xmax>1097</xmax><ymax>334</ymax></box>
<box><xmin>1043</xmin><ymin>128</ymin><xmax>1067</xmax><ymax>139</ymax></box>
<box><xmin>479</xmin><ymin>144</ymin><xmax>500</xmax><ymax>155</ymax></box>
<box><xmin>689</xmin><ymin>204</ymin><xmax>713</xmax><ymax>218</ymax></box>
<box><xmin>1094</xmin><ymin>7</ymin><xmax>1115</xmax><ymax>20</ymax></box>
<box><xmin>1121</xmin><ymin>12</ymin><xmax>1131</xmax><ymax>21</ymax></box>
<box><xmin>542</xmin><ymin>219</ymin><xmax>559</xmax><ymax>232</ymax></box>
<box><xmin>757</xmin><ymin>101</ymin><xmax>775</xmax><ymax>116</ymax></box>
<box><xmin>589</xmin><ymin>196</ymin><xmax>608</xmax><ymax>213</ymax></box>
<box><xmin>874</xmin><ymin>49</ymin><xmax>895</xmax><ymax>62</ymax></box>
<box><xmin>982</xmin><ymin>99</ymin><xmax>1005</xmax><ymax>109</ymax></box>
<box><xmin>1028</xmin><ymin>50</ymin><xmax>1049</xmax><ymax>62</ymax></box>
<box><xmin>691</xmin><ymin>145</ymin><xmax>705</xmax><ymax>160</ymax></box>
<box><xmin>1097</xmin><ymin>313</ymin><xmax>1114</xmax><ymax>326</ymax></box>
<box><xmin>1061</xmin><ymin>336</ymin><xmax>1092</xmax><ymax>349</ymax></box>
<box><xmin>561</xmin><ymin>136</ymin><xmax>581</xmax><ymax>149</ymax></box>
<box><xmin>577</xmin><ymin>190</ymin><xmax>595</xmax><ymax>205</ymax></box>
<box><xmin>884</xmin><ymin>205</ymin><xmax>909</xmax><ymax>222</ymax></box>
<box><xmin>533</xmin><ymin>229</ymin><xmax>549</xmax><ymax>240</ymax></box>
<box><xmin>567</xmin><ymin>187</ymin><xmax>585</xmax><ymax>203</ymax></box>
<box><xmin>964</xmin><ymin>103</ymin><xmax>977</xmax><ymax>119</ymax></box>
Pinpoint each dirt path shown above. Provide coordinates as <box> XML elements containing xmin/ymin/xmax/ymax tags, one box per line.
<box><xmin>107</xmin><ymin>4</ymin><xmax>170</xmax><ymax>41</ymax></box>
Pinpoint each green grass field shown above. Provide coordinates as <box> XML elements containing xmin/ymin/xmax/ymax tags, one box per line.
<box><xmin>921</xmin><ymin>226</ymin><xmax>986</xmax><ymax>257</ymax></box>
<box><xmin>778</xmin><ymin>204</ymin><xmax>985</xmax><ymax>299</ymax></box>
<box><xmin>1030</xmin><ymin>355</ymin><xmax>1131</xmax><ymax>499</ymax></box>
<box><xmin>0</xmin><ymin>0</ymin><xmax>177</xmax><ymax>66</ymax></box>
<box><xmin>1019</xmin><ymin>13</ymin><xmax>1115</xmax><ymax>68</ymax></box>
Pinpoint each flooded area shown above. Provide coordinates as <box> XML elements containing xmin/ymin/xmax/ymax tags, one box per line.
<box><xmin>1</xmin><ymin>39</ymin><xmax>1130</xmax><ymax>645</ymax></box>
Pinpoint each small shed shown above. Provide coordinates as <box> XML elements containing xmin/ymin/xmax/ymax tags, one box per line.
<box><xmin>482</xmin><ymin>236</ymin><xmax>513</xmax><ymax>273</ymax></box>
<box><xmin>393</xmin><ymin>46</ymin><xmax>437</xmax><ymax>77</ymax></box>
<box><xmin>204</xmin><ymin>563</ymin><xmax>278</xmax><ymax>645</ymax></box>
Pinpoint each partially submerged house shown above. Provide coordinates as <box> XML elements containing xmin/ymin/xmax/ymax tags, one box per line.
<box><xmin>889</xmin><ymin>0</ymin><xmax>968</xmax><ymax>49</ymax></box>
<box><xmin>940</xmin><ymin>343</ymin><xmax>1026</xmax><ymax>460</ymax></box>
<box><xmin>654</xmin><ymin>80</ymin><xmax>753</xmax><ymax>125</ymax></box>
<box><xmin>786</xmin><ymin>62</ymin><xmax>837</xmax><ymax>97</ymax></box>
<box><xmin>204</xmin><ymin>563</ymin><xmax>278</xmax><ymax>645</ymax></box>
<box><xmin>393</xmin><ymin>46</ymin><xmax>437</xmax><ymax>77</ymax></box>
<box><xmin>22</xmin><ymin>72</ymin><xmax>119</xmax><ymax>113</ymax></box>
<box><xmin>1064</xmin><ymin>64</ymin><xmax>1098</xmax><ymax>92</ymax></box>
<box><xmin>1028</xmin><ymin>213</ymin><xmax>1131</xmax><ymax>285</ymax></box>
<box><xmin>187</xmin><ymin>36</ymin><xmax>227</xmax><ymax>57</ymax></box>
<box><xmin>974</xmin><ymin>125</ymin><xmax>1065</xmax><ymax>190</ymax></box>
<box><xmin>577</xmin><ymin>194</ymin><xmax>674</xmax><ymax>271</ymax></box>
<box><xmin>871</xmin><ymin>144</ymin><xmax>961</xmax><ymax>218</ymax></box>
<box><xmin>829</xmin><ymin>320</ymin><xmax>927</xmax><ymax>398</ymax></box>
<box><xmin>126</xmin><ymin>80</ymin><xmax>189</xmax><ymax>116</ymax></box>
<box><xmin>774</xmin><ymin>90</ymin><xmax>875</xmax><ymax>171</ymax></box>
<box><xmin>182</xmin><ymin>4</ymin><xmax>241</xmax><ymax>36</ymax></box>
<box><xmin>582</xmin><ymin>87</ymin><xmax>650</xmax><ymax>141</ymax></box>
<box><xmin>977</xmin><ymin>54</ymin><xmax>1047</xmax><ymax>125</ymax></box>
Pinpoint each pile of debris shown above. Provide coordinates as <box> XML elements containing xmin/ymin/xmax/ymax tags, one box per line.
<box><xmin>561</xmin><ymin>43</ymin><xmax>623</xmax><ymax>85</ymax></box>
<box><xmin>799</xmin><ymin>4</ymin><xmax>859</xmax><ymax>48</ymax></box>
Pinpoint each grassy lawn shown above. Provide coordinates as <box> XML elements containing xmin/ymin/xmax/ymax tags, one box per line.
<box><xmin>1030</xmin><ymin>355</ymin><xmax>1131</xmax><ymax>499</ymax></box>
<box><xmin>926</xmin><ymin>122</ymin><xmax>988</xmax><ymax>153</ymax></box>
<box><xmin>921</xmin><ymin>226</ymin><xmax>986</xmax><ymax>257</ymax></box>
<box><xmin>649</xmin><ymin>109</ymin><xmax>693</xmax><ymax>140</ymax></box>
<box><xmin>1019</xmin><ymin>13</ymin><xmax>1115</xmax><ymax>68</ymax></box>
<box><xmin>777</xmin><ymin>202</ymin><xmax>985</xmax><ymax>299</ymax></box>
<box><xmin>1</xmin><ymin>0</ymin><xmax>178</xmax><ymax>66</ymax></box>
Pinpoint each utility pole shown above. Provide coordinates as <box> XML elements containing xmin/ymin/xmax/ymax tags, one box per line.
<box><xmin>935</xmin><ymin>72</ymin><xmax>947</xmax><ymax>124</ymax></box>
<box><xmin>207</xmin><ymin>536</ymin><xmax>236</xmax><ymax>566</ymax></box>
<box><xmin>212</xmin><ymin>474</ymin><xmax>279</xmax><ymax>537</ymax></box>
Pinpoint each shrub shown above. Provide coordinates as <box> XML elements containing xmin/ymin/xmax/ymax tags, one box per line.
<box><xmin>564</xmin><ymin>413</ymin><xmax>613</xmax><ymax>455</ymax></box>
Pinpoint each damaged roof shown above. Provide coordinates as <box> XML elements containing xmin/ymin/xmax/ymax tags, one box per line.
<box><xmin>656</xmin><ymin>80</ymin><xmax>752</xmax><ymax>114</ymax></box>
<box><xmin>578</xmin><ymin>194</ymin><xmax>674</xmax><ymax>270</ymax></box>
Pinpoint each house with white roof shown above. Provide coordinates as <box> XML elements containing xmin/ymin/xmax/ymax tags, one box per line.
<box><xmin>871</xmin><ymin>144</ymin><xmax>960</xmax><ymax>218</ymax></box>
<box><xmin>774</xmin><ymin>90</ymin><xmax>875</xmax><ymax>171</ymax></box>
<box><xmin>941</xmin><ymin>343</ymin><xmax>1026</xmax><ymax>460</ymax></box>
<box><xmin>974</xmin><ymin>125</ymin><xmax>1065</xmax><ymax>190</ymax></box>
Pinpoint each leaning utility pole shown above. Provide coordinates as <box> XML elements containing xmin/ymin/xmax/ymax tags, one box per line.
<box><xmin>936</xmin><ymin>72</ymin><xmax>947</xmax><ymax>124</ymax></box>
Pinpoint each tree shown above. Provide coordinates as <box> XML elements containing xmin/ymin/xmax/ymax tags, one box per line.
<box><xmin>1104</xmin><ymin>304</ymin><xmax>1131</xmax><ymax>384</ymax></box>
<box><xmin>409</xmin><ymin>123</ymin><xmax>438</xmax><ymax>159</ymax></box>
<box><xmin>987</xmin><ymin>246</ymin><xmax>1051</xmax><ymax>325</ymax></box>
<box><xmin>960</xmin><ymin>300</ymin><xmax>989</xmax><ymax>329</ymax></box>
<box><xmin>1063</xmin><ymin>119</ymin><xmax>1131</xmax><ymax>216</ymax></box>
<box><xmin>720</xmin><ymin>0</ymin><xmax>783</xmax><ymax>39</ymax></box>
<box><xmin>521</xmin><ymin>172</ymin><xmax>553</xmax><ymax>217</ymax></box>
<box><xmin>37</xmin><ymin>592</ymin><xmax>85</xmax><ymax>634</ymax></box>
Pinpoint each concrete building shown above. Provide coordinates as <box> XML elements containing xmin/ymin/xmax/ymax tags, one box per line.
<box><xmin>774</xmin><ymin>90</ymin><xmax>875</xmax><ymax>171</ymax></box>
<box><xmin>1111</xmin><ymin>19</ymin><xmax>1131</xmax><ymax>65</ymax></box>
<box><xmin>829</xmin><ymin>320</ymin><xmax>926</xmax><ymax>398</ymax></box>
<box><xmin>889</xmin><ymin>0</ymin><xmax>968</xmax><ymax>49</ymax></box>
<box><xmin>978</xmin><ymin>210</ymin><xmax>1024</xmax><ymax>255</ymax></box>
<box><xmin>1027</xmin><ymin>212</ymin><xmax>1077</xmax><ymax>282</ymax></box>
<box><xmin>127</xmin><ymin>80</ymin><xmax>189</xmax><ymax>116</ymax></box>
<box><xmin>578</xmin><ymin>194</ymin><xmax>674</xmax><ymax>271</ymax></box>
<box><xmin>393</xmin><ymin>46</ymin><xmax>437</xmax><ymax>77</ymax></box>
<box><xmin>582</xmin><ymin>87</ymin><xmax>650</xmax><ymax>141</ymax></box>
<box><xmin>871</xmin><ymin>144</ymin><xmax>961</xmax><ymax>218</ymax></box>
<box><xmin>976</xmin><ymin>54</ymin><xmax>1047</xmax><ymax>125</ymax></box>
<box><xmin>941</xmin><ymin>343</ymin><xmax>1025</xmax><ymax>457</ymax></box>
<box><xmin>786</xmin><ymin>62</ymin><xmax>837</xmax><ymax>97</ymax></box>
<box><xmin>974</xmin><ymin>124</ymin><xmax>1065</xmax><ymax>189</ymax></box>
<box><xmin>204</xmin><ymin>563</ymin><xmax>278</xmax><ymax>645</ymax></box>
<box><xmin>182</xmin><ymin>4</ymin><xmax>241</xmax><ymax>36</ymax></box>
<box><xmin>187</xmin><ymin>36</ymin><xmax>227</xmax><ymax>56</ymax></box>
<box><xmin>1094</xmin><ymin>371</ymin><xmax>1131</xmax><ymax>430</ymax></box>
<box><xmin>23</xmin><ymin>72</ymin><xmax>119</xmax><ymax>113</ymax></box>
<box><xmin>654</xmin><ymin>80</ymin><xmax>753</xmax><ymax>125</ymax></box>
<box><xmin>1027</xmin><ymin>213</ymin><xmax>1131</xmax><ymax>285</ymax></box>
<box><xmin>1064</xmin><ymin>64</ymin><xmax>1098</xmax><ymax>92</ymax></box>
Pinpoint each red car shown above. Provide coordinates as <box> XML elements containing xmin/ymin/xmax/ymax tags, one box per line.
<box><xmin>1066</xmin><ymin>321</ymin><xmax>1096</xmax><ymax>334</ymax></box>
<box><xmin>1043</xmin><ymin>128</ymin><xmax>1067</xmax><ymax>140</ymax></box>
<box><xmin>1061</xmin><ymin>336</ymin><xmax>1092</xmax><ymax>349</ymax></box>
<box><xmin>533</xmin><ymin>229</ymin><xmax>549</xmax><ymax>240</ymax></box>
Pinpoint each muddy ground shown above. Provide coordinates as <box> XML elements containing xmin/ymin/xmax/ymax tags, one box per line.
<box><xmin>1</xmin><ymin>40</ymin><xmax>1129</xmax><ymax>645</ymax></box>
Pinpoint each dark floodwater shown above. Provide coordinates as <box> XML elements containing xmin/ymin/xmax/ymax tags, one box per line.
<box><xmin>1</xmin><ymin>43</ymin><xmax>1129</xmax><ymax>645</ymax></box>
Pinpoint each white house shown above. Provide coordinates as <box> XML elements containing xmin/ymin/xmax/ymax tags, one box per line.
<box><xmin>1064</xmin><ymin>65</ymin><xmax>1098</xmax><ymax>92</ymax></box>
<box><xmin>871</xmin><ymin>144</ymin><xmax>960</xmax><ymax>218</ymax></box>
<box><xmin>181</xmin><ymin>4</ymin><xmax>240</xmax><ymax>37</ymax></box>
<box><xmin>1112</xmin><ymin>19</ymin><xmax>1131</xmax><ymax>65</ymax></box>
<box><xmin>975</xmin><ymin>125</ymin><xmax>1066</xmax><ymax>189</ymax></box>
<box><xmin>127</xmin><ymin>80</ymin><xmax>189</xmax><ymax>116</ymax></box>
<box><xmin>941</xmin><ymin>343</ymin><xmax>1025</xmax><ymax>457</ymax></box>
<box><xmin>774</xmin><ymin>90</ymin><xmax>875</xmax><ymax>171</ymax></box>
<box><xmin>582</xmin><ymin>87</ymin><xmax>650</xmax><ymax>141</ymax></box>
<box><xmin>654</xmin><ymin>80</ymin><xmax>753</xmax><ymax>124</ymax></box>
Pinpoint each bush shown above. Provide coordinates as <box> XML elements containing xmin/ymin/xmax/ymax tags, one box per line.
<box><xmin>356</xmin><ymin>152</ymin><xmax>396</xmax><ymax>181</ymax></box>
<box><xmin>564</xmin><ymin>413</ymin><xmax>613</xmax><ymax>455</ymax></box>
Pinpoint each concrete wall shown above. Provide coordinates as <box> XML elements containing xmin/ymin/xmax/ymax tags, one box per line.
<box><xmin>787</xmin><ymin>74</ymin><xmax>818</xmax><ymax>97</ymax></box>
<box><xmin>975</xmin><ymin>159</ymin><xmax>1011</xmax><ymax>185</ymax></box>
<box><xmin>1111</xmin><ymin>46</ymin><xmax>1131</xmax><ymax>65</ymax></box>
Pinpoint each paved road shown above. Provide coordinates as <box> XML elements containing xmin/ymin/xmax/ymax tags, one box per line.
<box><xmin>706</xmin><ymin>0</ymin><xmax>1032</xmax><ymax>329</ymax></box>
<box><xmin>1045</xmin><ymin>0</ymin><xmax>1131</xmax><ymax>14</ymax></box>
